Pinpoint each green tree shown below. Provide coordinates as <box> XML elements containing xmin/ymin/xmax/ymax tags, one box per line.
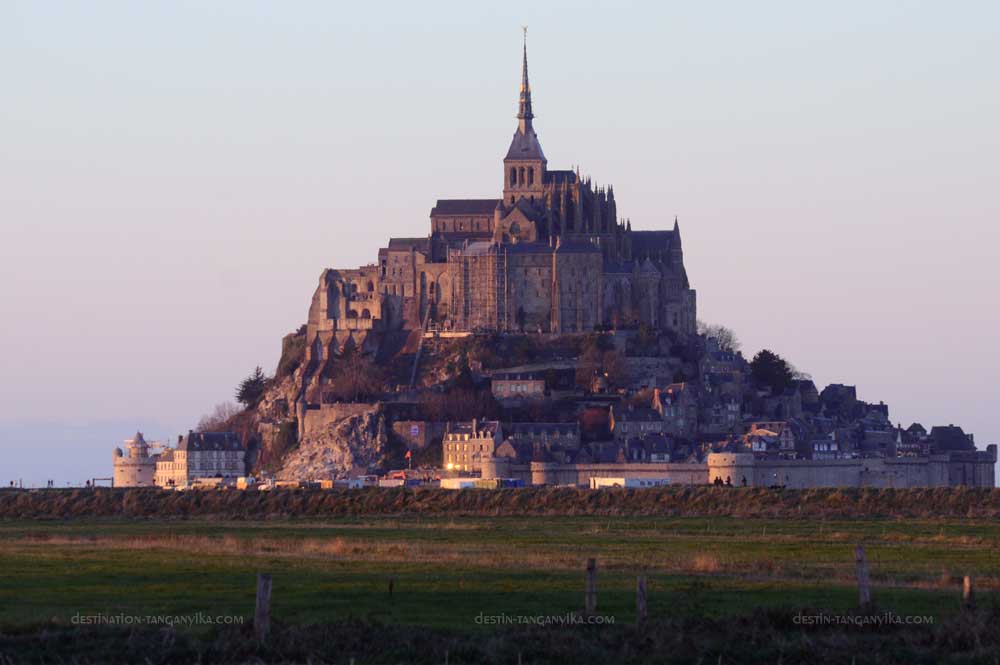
<box><xmin>236</xmin><ymin>366</ymin><xmax>268</xmax><ymax>407</ymax></box>
<box><xmin>749</xmin><ymin>350</ymin><xmax>794</xmax><ymax>395</ymax></box>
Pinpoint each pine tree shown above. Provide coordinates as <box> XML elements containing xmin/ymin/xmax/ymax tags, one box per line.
<box><xmin>236</xmin><ymin>366</ymin><xmax>268</xmax><ymax>407</ymax></box>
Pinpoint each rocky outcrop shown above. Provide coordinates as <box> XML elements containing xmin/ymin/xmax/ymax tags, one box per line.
<box><xmin>277</xmin><ymin>404</ymin><xmax>387</xmax><ymax>480</ymax></box>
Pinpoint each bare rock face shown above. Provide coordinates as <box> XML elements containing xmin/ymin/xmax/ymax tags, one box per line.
<box><xmin>277</xmin><ymin>405</ymin><xmax>387</xmax><ymax>480</ymax></box>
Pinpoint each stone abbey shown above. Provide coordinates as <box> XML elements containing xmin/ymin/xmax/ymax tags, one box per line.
<box><xmin>307</xmin><ymin>37</ymin><xmax>696</xmax><ymax>348</ymax></box>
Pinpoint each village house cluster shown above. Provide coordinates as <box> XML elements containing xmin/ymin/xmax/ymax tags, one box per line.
<box><xmin>113</xmin><ymin>431</ymin><xmax>244</xmax><ymax>490</ymax></box>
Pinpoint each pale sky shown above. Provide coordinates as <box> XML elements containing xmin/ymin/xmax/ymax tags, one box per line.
<box><xmin>1</xmin><ymin>1</ymin><xmax>998</xmax><ymax>485</ymax></box>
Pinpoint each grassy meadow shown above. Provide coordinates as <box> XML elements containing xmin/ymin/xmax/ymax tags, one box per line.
<box><xmin>1</xmin><ymin>515</ymin><xmax>997</xmax><ymax>631</ymax></box>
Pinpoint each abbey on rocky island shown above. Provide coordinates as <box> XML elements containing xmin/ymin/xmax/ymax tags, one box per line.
<box><xmin>307</xmin><ymin>36</ymin><xmax>696</xmax><ymax>351</ymax></box>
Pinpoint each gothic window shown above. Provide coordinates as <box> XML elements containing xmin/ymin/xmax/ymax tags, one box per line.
<box><xmin>510</xmin><ymin>167</ymin><xmax>517</xmax><ymax>187</ymax></box>
<box><xmin>347</xmin><ymin>310</ymin><xmax>358</xmax><ymax>319</ymax></box>
<box><xmin>528</xmin><ymin>167</ymin><xmax>534</xmax><ymax>185</ymax></box>
<box><xmin>519</xmin><ymin>167</ymin><xmax>525</xmax><ymax>186</ymax></box>
<box><xmin>366</xmin><ymin>281</ymin><xmax>374</xmax><ymax>292</ymax></box>
<box><xmin>361</xmin><ymin>309</ymin><xmax>371</xmax><ymax>319</ymax></box>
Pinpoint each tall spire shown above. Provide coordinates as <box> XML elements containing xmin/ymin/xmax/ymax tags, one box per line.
<box><xmin>503</xmin><ymin>27</ymin><xmax>546</xmax><ymax>175</ymax></box>
<box><xmin>518</xmin><ymin>26</ymin><xmax>533</xmax><ymax>132</ymax></box>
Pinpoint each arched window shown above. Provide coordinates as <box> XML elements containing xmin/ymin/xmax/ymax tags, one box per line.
<box><xmin>366</xmin><ymin>281</ymin><xmax>374</xmax><ymax>292</ymax></box>
<box><xmin>528</xmin><ymin>167</ymin><xmax>534</xmax><ymax>185</ymax></box>
<box><xmin>518</xmin><ymin>167</ymin><xmax>525</xmax><ymax>186</ymax></box>
<box><xmin>510</xmin><ymin>167</ymin><xmax>517</xmax><ymax>187</ymax></box>
<box><xmin>361</xmin><ymin>309</ymin><xmax>371</xmax><ymax>319</ymax></box>
<box><xmin>347</xmin><ymin>309</ymin><xmax>358</xmax><ymax>319</ymax></box>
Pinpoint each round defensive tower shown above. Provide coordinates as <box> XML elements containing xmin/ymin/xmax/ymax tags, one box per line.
<box><xmin>112</xmin><ymin>432</ymin><xmax>158</xmax><ymax>487</ymax></box>
<box><xmin>530</xmin><ymin>460</ymin><xmax>558</xmax><ymax>486</ymax></box>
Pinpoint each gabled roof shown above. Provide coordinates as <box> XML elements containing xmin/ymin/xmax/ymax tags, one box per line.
<box><xmin>179</xmin><ymin>431</ymin><xmax>242</xmax><ymax>452</ymax></box>
<box><xmin>507</xmin><ymin>422</ymin><xmax>579</xmax><ymax>437</ymax></box>
<box><xmin>387</xmin><ymin>237</ymin><xmax>430</xmax><ymax>252</ymax></box>
<box><xmin>543</xmin><ymin>169</ymin><xmax>577</xmax><ymax>185</ymax></box>
<box><xmin>630</xmin><ymin>230</ymin><xmax>675</xmax><ymax>256</ymax></box>
<box><xmin>431</xmin><ymin>199</ymin><xmax>501</xmax><ymax>216</ymax></box>
<box><xmin>447</xmin><ymin>420</ymin><xmax>501</xmax><ymax>437</ymax></box>
<box><xmin>929</xmin><ymin>425</ymin><xmax>974</xmax><ymax>451</ymax></box>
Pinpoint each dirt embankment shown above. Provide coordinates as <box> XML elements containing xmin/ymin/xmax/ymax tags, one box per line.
<box><xmin>1</xmin><ymin>486</ymin><xmax>999</xmax><ymax>520</ymax></box>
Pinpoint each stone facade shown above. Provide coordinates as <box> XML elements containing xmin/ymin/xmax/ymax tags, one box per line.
<box><xmin>303</xmin><ymin>37</ymin><xmax>697</xmax><ymax>372</ymax></box>
<box><xmin>492</xmin><ymin>372</ymin><xmax>546</xmax><ymax>400</ymax></box>
<box><xmin>443</xmin><ymin>420</ymin><xmax>502</xmax><ymax>473</ymax></box>
<box><xmin>112</xmin><ymin>432</ymin><xmax>158</xmax><ymax>487</ymax></box>
<box><xmin>154</xmin><ymin>431</ymin><xmax>244</xmax><ymax>489</ymax></box>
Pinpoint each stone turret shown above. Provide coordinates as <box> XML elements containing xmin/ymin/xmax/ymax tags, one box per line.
<box><xmin>112</xmin><ymin>432</ymin><xmax>158</xmax><ymax>487</ymax></box>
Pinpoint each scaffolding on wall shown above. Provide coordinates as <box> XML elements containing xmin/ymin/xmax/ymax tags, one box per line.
<box><xmin>459</xmin><ymin>242</ymin><xmax>507</xmax><ymax>332</ymax></box>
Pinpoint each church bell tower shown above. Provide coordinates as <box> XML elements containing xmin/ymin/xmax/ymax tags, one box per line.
<box><xmin>502</xmin><ymin>29</ymin><xmax>546</xmax><ymax>205</ymax></box>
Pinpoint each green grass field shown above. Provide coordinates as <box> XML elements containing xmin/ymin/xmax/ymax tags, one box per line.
<box><xmin>1</xmin><ymin>515</ymin><xmax>996</xmax><ymax>631</ymax></box>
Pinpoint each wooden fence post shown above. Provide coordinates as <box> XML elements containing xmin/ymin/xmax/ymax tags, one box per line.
<box><xmin>255</xmin><ymin>572</ymin><xmax>272</xmax><ymax>641</ymax></box>
<box><xmin>585</xmin><ymin>558</ymin><xmax>597</xmax><ymax>615</ymax></box>
<box><xmin>854</xmin><ymin>545</ymin><xmax>871</xmax><ymax>608</ymax></box>
<box><xmin>636</xmin><ymin>575</ymin><xmax>648</xmax><ymax>625</ymax></box>
<box><xmin>963</xmin><ymin>576</ymin><xmax>975</xmax><ymax>609</ymax></box>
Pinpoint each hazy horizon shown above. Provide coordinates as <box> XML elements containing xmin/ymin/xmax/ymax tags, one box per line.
<box><xmin>2</xmin><ymin>1</ymin><xmax>998</xmax><ymax>486</ymax></box>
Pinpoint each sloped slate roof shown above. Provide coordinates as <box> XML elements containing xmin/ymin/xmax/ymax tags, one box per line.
<box><xmin>505</xmin><ymin>128</ymin><xmax>546</xmax><ymax>161</ymax></box>
<box><xmin>431</xmin><ymin>199</ymin><xmax>501</xmax><ymax>216</ymax></box>
<box><xmin>179</xmin><ymin>431</ymin><xmax>242</xmax><ymax>451</ymax></box>
<box><xmin>630</xmin><ymin>230</ymin><xmax>674</xmax><ymax>256</ymax></box>
<box><xmin>387</xmin><ymin>237</ymin><xmax>431</xmax><ymax>252</ymax></box>
<box><xmin>543</xmin><ymin>169</ymin><xmax>577</xmax><ymax>184</ymax></box>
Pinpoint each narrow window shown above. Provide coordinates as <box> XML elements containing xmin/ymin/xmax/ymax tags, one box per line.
<box><xmin>528</xmin><ymin>167</ymin><xmax>534</xmax><ymax>185</ymax></box>
<box><xmin>510</xmin><ymin>167</ymin><xmax>517</xmax><ymax>187</ymax></box>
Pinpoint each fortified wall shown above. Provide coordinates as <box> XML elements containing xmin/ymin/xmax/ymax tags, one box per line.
<box><xmin>480</xmin><ymin>445</ymin><xmax>997</xmax><ymax>488</ymax></box>
<box><xmin>707</xmin><ymin>447</ymin><xmax>996</xmax><ymax>489</ymax></box>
